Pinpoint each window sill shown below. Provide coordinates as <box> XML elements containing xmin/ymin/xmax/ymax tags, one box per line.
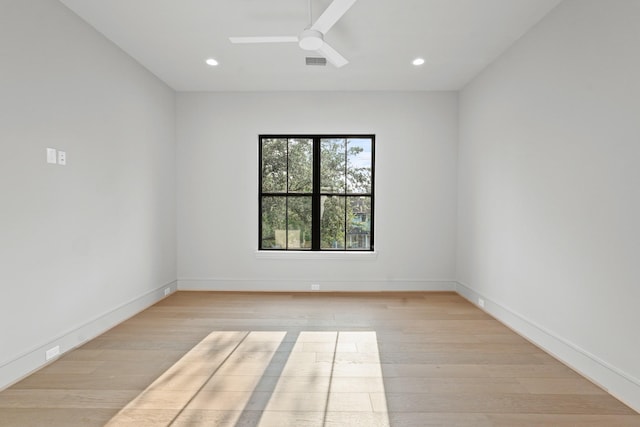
<box><xmin>255</xmin><ymin>250</ymin><xmax>378</xmax><ymax>260</ymax></box>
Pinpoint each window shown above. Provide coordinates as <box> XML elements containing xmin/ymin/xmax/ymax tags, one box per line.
<box><xmin>260</xmin><ymin>135</ymin><xmax>375</xmax><ymax>251</ymax></box>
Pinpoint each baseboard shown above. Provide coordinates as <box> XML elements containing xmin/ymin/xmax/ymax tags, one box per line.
<box><xmin>455</xmin><ymin>281</ymin><xmax>640</xmax><ymax>413</ymax></box>
<box><xmin>178</xmin><ymin>278</ymin><xmax>456</xmax><ymax>292</ymax></box>
<box><xmin>0</xmin><ymin>280</ymin><xmax>178</xmax><ymax>391</ymax></box>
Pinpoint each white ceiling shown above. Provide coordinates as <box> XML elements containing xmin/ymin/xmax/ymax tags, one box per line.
<box><xmin>58</xmin><ymin>0</ymin><xmax>562</xmax><ymax>91</ymax></box>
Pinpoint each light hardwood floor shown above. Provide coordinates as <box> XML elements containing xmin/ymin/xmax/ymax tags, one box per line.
<box><xmin>0</xmin><ymin>292</ymin><xmax>638</xmax><ymax>426</ymax></box>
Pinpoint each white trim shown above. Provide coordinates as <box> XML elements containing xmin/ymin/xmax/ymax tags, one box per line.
<box><xmin>0</xmin><ymin>280</ymin><xmax>178</xmax><ymax>391</ymax></box>
<box><xmin>255</xmin><ymin>250</ymin><xmax>378</xmax><ymax>260</ymax></box>
<box><xmin>178</xmin><ymin>278</ymin><xmax>455</xmax><ymax>292</ymax></box>
<box><xmin>455</xmin><ymin>281</ymin><xmax>640</xmax><ymax>413</ymax></box>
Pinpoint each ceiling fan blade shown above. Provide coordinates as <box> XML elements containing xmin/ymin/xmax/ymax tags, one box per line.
<box><xmin>311</xmin><ymin>0</ymin><xmax>357</xmax><ymax>34</ymax></box>
<box><xmin>317</xmin><ymin>42</ymin><xmax>348</xmax><ymax>68</ymax></box>
<box><xmin>229</xmin><ymin>36</ymin><xmax>298</xmax><ymax>44</ymax></box>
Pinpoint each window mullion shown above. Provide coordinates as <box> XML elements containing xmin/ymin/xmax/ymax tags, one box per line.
<box><xmin>286</xmin><ymin>139</ymin><xmax>290</xmax><ymax>250</ymax></box>
<box><xmin>311</xmin><ymin>137</ymin><xmax>321</xmax><ymax>250</ymax></box>
<box><xmin>344</xmin><ymin>141</ymin><xmax>348</xmax><ymax>250</ymax></box>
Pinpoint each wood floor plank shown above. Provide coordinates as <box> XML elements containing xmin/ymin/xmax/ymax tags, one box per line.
<box><xmin>0</xmin><ymin>291</ymin><xmax>637</xmax><ymax>426</ymax></box>
<box><xmin>0</xmin><ymin>408</ymin><xmax>118</xmax><ymax>427</ymax></box>
<box><xmin>487</xmin><ymin>413</ymin><xmax>640</xmax><ymax>426</ymax></box>
<box><xmin>371</xmin><ymin>392</ymin><xmax>637</xmax><ymax>415</ymax></box>
<box><xmin>517</xmin><ymin>377</ymin><xmax>609</xmax><ymax>395</ymax></box>
<box><xmin>0</xmin><ymin>389</ymin><xmax>138</xmax><ymax>409</ymax></box>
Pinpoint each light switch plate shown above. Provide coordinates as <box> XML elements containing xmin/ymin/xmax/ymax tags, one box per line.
<box><xmin>47</xmin><ymin>148</ymin><xmax>57</xmax><ymax>164</ymax></box>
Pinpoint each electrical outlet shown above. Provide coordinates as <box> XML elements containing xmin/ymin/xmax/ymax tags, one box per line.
<box><xmin>57</xmin><ymin>151</ymin><xmax>66</xmax><ymax>165</ymax></box>
<box><xmin>45</xmin><ymin>345</ymin><xmax>60</xmax><ymax>361</ymax></box>
<box><xmin>311</xmin><ymin>284</ymin><xmax>320</xmax><ymax>291</ymax></box>
<box><xmin>164</xmin><ymin>287</ymin><xmax>170</xmax><ymax>296</ymax></box>
<box><xmin>478</xmin><ymin>298</ymin><xmax>485</xmax><ymax>308</ymax></box>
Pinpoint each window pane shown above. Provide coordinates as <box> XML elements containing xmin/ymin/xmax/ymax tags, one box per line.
<box><xmin>288</xmin><ymin>138</ymin><xmax>313</xmax><ymax>193</ymax></box>
<box><xmin>321</xmin><ymin>196</ymin><xmax>345</xmax><ymax>249</ymax></box>
<box><xmin>347</xmin><ymin>138</ymin><xmax>372</xmax><ymax>194</ymax></box>
<box><xmin>262</xmin><ymin>138</ymin><xmax>287</xmax><ymax>192</ymax></box>
<box><xmin>347</xmin><ymin>197</ymin><xmax>371</xmax><ymax>250</ymax></box>
<box><xmin>261</xmin><ymin>196</ymin><xmax>286</xmax><ymax>249</ymax></box>
<box><xmin>320</xmin><ymin>138</ymin><xmax>346</xmax><ymax>193</ymax></box>
<box><xmin>288</xmin><ymin>196</ymin><xmax>312</xmax><ymax>249</ymax></box>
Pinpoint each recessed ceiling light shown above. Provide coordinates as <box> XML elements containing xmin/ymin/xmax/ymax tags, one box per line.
<box><xmin>205</xmin><ymin>58</ymin><xmax>219</xmax><ymax>67</ymax></box>
<box><xmin>412</xmin><ymin>57</ymin><xmax>425</xmax><ymax>66</ymax></box>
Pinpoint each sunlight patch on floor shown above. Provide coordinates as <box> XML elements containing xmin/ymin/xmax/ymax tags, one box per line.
<box><xmin>105</xmin><ymin>330</ymin><xmax>390</xmax><ymax>426</ymax></box>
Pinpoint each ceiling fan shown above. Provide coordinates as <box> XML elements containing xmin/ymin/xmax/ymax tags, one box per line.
<box><xmin>229</xmin><ymin>0</ymin><xmax>357</xmax><ymax>68</ymax></box>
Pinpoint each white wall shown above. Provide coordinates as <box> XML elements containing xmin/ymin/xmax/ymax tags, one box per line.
<box><xmin>457</xmin><ymin>0</ymin><xmax>640</xmax><ymax>410</ymax></box>
<box><xmin>0</xmin><ymin>0</ymin><xmax>176</xmax><ymax>388</ymax></box>
<box><xmin>177</xmin><ymin>91</ymin><xmax>458</xmax><ymax>291</ymax></box>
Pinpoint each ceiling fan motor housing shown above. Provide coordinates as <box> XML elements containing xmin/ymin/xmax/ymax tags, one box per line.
<box><xmin>299</xmin><ymin>29</ymin><xmax>324</xmax><ymax>50</ymax></box>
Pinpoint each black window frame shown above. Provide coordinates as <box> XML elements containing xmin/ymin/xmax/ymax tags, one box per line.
<box><xmin>259</xmin><ymin>134</ymin><xmax>375</xmax><ymax>252</ymax></box>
